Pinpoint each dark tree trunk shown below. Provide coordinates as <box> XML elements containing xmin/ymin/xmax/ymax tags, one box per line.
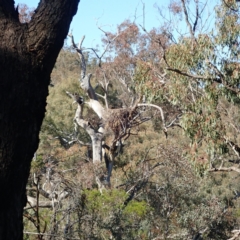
<box><xmin>0</xmin><ymin>0</ymin><xmax>80</xmax><ymax>239</ymax></box>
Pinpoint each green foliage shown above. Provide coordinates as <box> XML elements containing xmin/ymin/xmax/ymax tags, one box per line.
<box><xmin>38</xmin><ymin>48</ymin><xmax>92</xmax><ymax>155</ymax></box>
<box><xmin>133</xmin><ymin>61</ymin><xmax>163</xmax><ymax>103</ymax></box>
<box><xmin>132</xmin><ymin>0</ymin><xmax>240</xmax><ymax>164</ymax></box>
<box><xmin>73</xmin><ymin>189</ymin><xmax>151</xmax><ymax>239</ymax></box>
<box><xmin>30</xmin><ymin>155</ymin><xmax>44</xmax><ymax>173</ymax></box>
<box><xmin>84</xmin><ymin>189</ymin><xmax>150</xmax><ymax>218</ymax></box>
<box><xmin>25</xmin><ymin>1</ymin><xmax>240</xmax><ymax>239</ymax></box>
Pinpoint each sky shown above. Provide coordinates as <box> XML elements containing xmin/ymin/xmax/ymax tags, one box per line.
<box><xmin>14</xmin><ymin>0</ymin><xmax>219</xmax><ymax>50</ymax></box>
<box><xmin>14</xmin><ymin>0</ymin><xmax>163</xmax><ymax>48</ymax></box>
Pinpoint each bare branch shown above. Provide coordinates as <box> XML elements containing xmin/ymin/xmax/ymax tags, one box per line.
<box><xmin>208</xmin><ymin>167</ymin><xmax>240</xmax><ymax>173</ymax></box>
<box><xmin>181</xmin><ymin>0</ymin><xmax>195</xmax><ymax>39</ymax></box>
<box><xmin>88</xmin><ymin>25</ymin><xmax>123</xmax><ymax>67</ymax></box>
<box><xmin>166</xmin><ymin>113</ymin><xmax>183</xmax><ymax>129</ymax></box>
<box><xmin>166</xmin><ymin>67</ymin><xmax>209</xmax><ymax>80</ymax></box>
<box><xmin>137</xmin><ymin>103</ymin><xmax>167</xmax><ymax>134</ymax></box>
<box><xmin>78</xmin><ymin>35</ymin><xmax>85</xmax><ymax>49</ymax></box>
<box><xmin>229</xmin><ymin>230</ymin><xmax>240</xmax><ymax>240</ymax></box>
<box><xmin>68</xmin><ymin>34</ymin><xmax>86</xmax><ymax>79</ymax></box>
<box><xmin>206</xmin><ymin>60</ymin><xmax>225</xmax><ymax>79</ymax></box>
<box><xmin>87</xmin><ymin>99</ymin><xmax>106</xmax><ymax>119</ymax></box>
<box><xmin>80</xmin><ymin>73</ymin><xmax>98</xmax><ymax>100</ymax></box>
<box><xmin>193</xmin><ymin>0</ymin><xmax>199</xmax><ymax>33</ymax></box>
<box><xmin>25</xmin><ymin>196</ymin><xmax>59</xmax><ymax>210</ymax></box>
<box><xmin>66</xmin><ymin>91</ymin><xmax>104</xmax><ymax>163</ymax></box>
<box><xmin>166</xmin><ymin>67</ymin><xmax>240</xmax><ymax>94</ymax></box>
<box><xmin>224</xmin><ymin>137</ymin><xmax>240</xmax><ymax>158</ymax></box>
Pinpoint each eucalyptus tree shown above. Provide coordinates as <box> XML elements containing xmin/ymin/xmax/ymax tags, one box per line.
<box><xmin>135</xmin><ymin>0</ymin><xmax>240</xmax><ymax>171</ymax></box>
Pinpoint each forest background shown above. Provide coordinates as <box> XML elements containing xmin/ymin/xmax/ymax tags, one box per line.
<box><xmin>20</xmin><ymin>0</ymin><xmax>240</xmax><ymax>239</ymax></box>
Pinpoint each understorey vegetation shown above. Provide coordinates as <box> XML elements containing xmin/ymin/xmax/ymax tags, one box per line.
<box><xmin>23</xmin><ymin>1</ymin><xmax>240</xmax><ymax>239</ymax></box>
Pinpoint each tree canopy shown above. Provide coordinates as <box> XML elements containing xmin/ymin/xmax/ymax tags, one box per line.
<box><xmin>22</xmin><ymin>0</ymin><xmax>240</xmax><ymax>239</ymax></box>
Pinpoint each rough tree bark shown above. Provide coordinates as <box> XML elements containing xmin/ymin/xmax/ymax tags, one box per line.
<box><xmin>0</xmin><ymin>0</ymin><xmax>80</xmax><ymax>239</ymax></box>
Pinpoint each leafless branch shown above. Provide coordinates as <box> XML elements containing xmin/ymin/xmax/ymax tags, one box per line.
<box><xmin>88</xmin><ymin>25</ymin><xmax>122</xmax><ymax>67</ymax></box>
<box><xmin>166</xmin><ymin>113</ymin><xmax>183</xmax><ymax>129</ymax></box>
<box><xmin>206</xmin><ymin>60</ymin><xmax>225</xmax><ymax>78</ymax></box>
<box><xmin>25</xmin><ymin>196</ymin><xmax>58</xmax><ymax>210</ymax></box>
<box><xmin>229</xmin><ymin>229</ymin><xmax>240</xmax><ymax>240</ymax></box>
<box><xmin>208</xmin><ymin>167</ymin><xmax>240</xmax><ymax>173</ymax></box>
<box><xmin>68</xmin><ymin>34</ymin><xmax>86</xmax><ymax>79</ymax></box>
<box><xmin>224</xmin><ymin>137</ymin><xmax>240</xmax><ymax>158</ymax></box>
<box><xmin>137</xmin><ymin>103</ymin><xmax>167</xmax><ymax>133</ymax></box>
<box><xmin>193</xmin><ymin>0</ymin><xmax>199</xmax><ymax>33</ymax></box>
<box><xmin>181</xmin><ymin>0</ymin><xmax>195</xmax><ymax>39</ymax></box>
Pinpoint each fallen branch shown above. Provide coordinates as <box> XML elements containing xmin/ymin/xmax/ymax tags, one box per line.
<box><xmin>25</xmin><ymin>196</ymin><xmax>59</xmax><ymax>210</ymax></box>
<box><xmin>208</xmin><ymin>167</ymin><xmax>240</xmax><ymax>173</ymax></box>
<box><xmin>228</xmin><ymin>229</ymin><xmax>240</xmax><ymax>240</ymax></box>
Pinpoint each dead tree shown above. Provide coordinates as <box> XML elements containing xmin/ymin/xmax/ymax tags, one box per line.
<box><xmin>67</xmin><ymin>34</ymin><xmax>177</xmax><ymax>187</ymax></box>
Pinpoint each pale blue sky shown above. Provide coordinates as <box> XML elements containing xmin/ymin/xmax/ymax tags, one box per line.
<box><xmin>14</xmin><ymin>0</ymin><xmax>163</xmax><ymax>48</ymax></box>
<box><xmin>14</xmin><ymin>0</ymin><xmax>218</xmax><ymax>49</ymax></box>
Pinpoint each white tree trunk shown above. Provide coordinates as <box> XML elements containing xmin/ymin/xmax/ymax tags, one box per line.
<box><xmin>91</xmin><ymin>134</ymin><xmax>103</xmax><ymax>163</ymax></box>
